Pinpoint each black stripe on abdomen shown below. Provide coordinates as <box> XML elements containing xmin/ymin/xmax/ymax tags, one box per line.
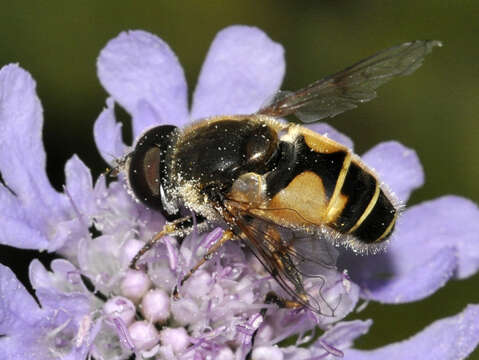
<box><xmin>351</xmin><ymin>190</ymin><xmax>396</xmax><ymax>243</ymax></box>
<box><xmin>333</xmin><ymin>162</ymin><xmax>377</xmax><ymax>232</ymax></box>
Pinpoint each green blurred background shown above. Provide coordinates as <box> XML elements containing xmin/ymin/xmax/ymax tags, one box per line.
<box><xmin>0</xmin><ymin>0</ymin><xmax>478</xmax><ymax>357</ymax></box>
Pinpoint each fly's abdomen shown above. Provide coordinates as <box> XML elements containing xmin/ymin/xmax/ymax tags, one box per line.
<box><xmin>330</xmin><ymin>160</ymin><xmax>398</xmax><ymax>244</ymax></box>
<box><xmin>265</xmin><ymin>127</ymin><xmax>398</xmax><ymax>245</ymax></box>
<box><xmin>349</xmin><ymin>189</ymin><xmax>397</xmax><ymax>243</ymax></box>
<box><xmin>331</xmin><ymin>162</ymin><xmax>377</xmax><ymax>232</ymax></box>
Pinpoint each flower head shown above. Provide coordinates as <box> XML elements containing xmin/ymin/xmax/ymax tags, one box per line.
<box><xmin>1</xmin><ymin>26</ymin><xmax>479</xmax><ymax>360</ymax></box>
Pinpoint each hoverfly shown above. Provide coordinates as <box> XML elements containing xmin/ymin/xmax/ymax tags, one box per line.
<box><xmin>119</xmin><ymin>40</ymin><xmax>441</xmax><ymax>313</ymax></box>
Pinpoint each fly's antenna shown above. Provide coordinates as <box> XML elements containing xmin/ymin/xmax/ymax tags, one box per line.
<box><xmin>103</xmin><ymin>152</ymin><xmax>132</xmax><ymax>178</ymax></box>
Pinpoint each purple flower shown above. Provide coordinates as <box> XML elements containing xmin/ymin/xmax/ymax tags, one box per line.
<box><xmin>1</xmin><ymin>25</ymin><xmax>478</xmax><ymax>360</ymax></box>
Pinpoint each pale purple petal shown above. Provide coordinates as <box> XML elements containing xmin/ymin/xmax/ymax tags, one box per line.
<box><xmin>25</xmin><ymin>260</ymin><xmax>95</xmax><ymax>360</ymax></box>
<box><xmin>93</xmin><ymin>98</ymin><xmax>126</xmax><ymax>163</ymax></box>
<box><xmin>321</xmin><ymin>320</ymin><xmax>371</xmax><ymax>347</ymax></box>
<box><xmin>305</xmin><ymin>123</ymin><xmax>354</xmax><ymax>150</ymax></box>
<box><xmin>29</xmin><ymin>258</ymin><xmax>87</xmax><ymax>294</ymax></box>
<box><xmin>52</xmin><ymin>155</ymin><xmax>97</xmax><ymax>253</ymax></box>
<box><xmin>29</xmin><ymin>259</ymin><xmax>91</xmax><ymax>318</ymax></box>
<box><xmin>133</xmin><ymin>99</ymin><xmax>164</xmax><ymax>140</ymax></box>
<box><xmin>355</xmin><ymin>247</ymin><xmax>456</xmax><ymax>303</ymax></box>
<box><xmin>0</xmin><ymin>263</ymin><xmax>91</xmax><ymax>358</ymax></box>
<box><xmin>0</xmin><ymin>263</ymin><xmax>43</xmax><ymax>334</ymax></box>
<box><xmin>341</xmin><ymin>196</ymin><xmax>479</xmax><ymax>303</ymax></box>
<box><xmin>97</xmin><ymin>30</ymin><xmax>189</xmax><ymax>136</ymax></box>
<box><xmin>64</xmin><ymin>155</ymin><xmax>95</xmax><ymax>217</ymax></box>
<box><xmin>0</xmin><ymin>64</ymin><xmax>69</xmax><ymax>250</ymax></box>
<box><xmin>0</xmin><ymin>64</ymin><xmax>67</xmax><ymax>216</ymax></box>
<box><xmin>399</xmin><ymin>196</ymin><xmax>479</xmax><ymax>279</ymax></box>
<box><xmin>280</xmin><ymin>320</ymin><xmax>372</xmax><ymax>360</ymax></box>
<box><xmin>191</xmin><ymin>25</ymin><xmax>285</xmax><ymax>120</ymax></box>
<box><xmin>362</xmin><ymin>141</ymin><xmax>424</xmax><ymax>203</ymax></box>
<box><xmin>0</xmin><ymin>335</ymin><xmax>42</xmax><ymax>360</ymax></box>
<box><xmin>345</xmin><ymin>304</ymin><xmax>479</xmax><ymax>360</ymax></box>
<box><xmin>0</xmin><ymin>186</ymin><xmax>49</xmax><ymax>248</ymax></box>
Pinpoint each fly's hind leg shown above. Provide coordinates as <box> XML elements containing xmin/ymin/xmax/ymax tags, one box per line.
<box><xmin>262</xmin><ymin>291</ymin><xmax>304</xmax><ymax>311</ymax></box>
<box><xmin>130</xmin><ymin>216</ymin><xmax>199</xmax><ymax>270</ymax></box>
<box><xmin>246</xmin><ymin>292</ymin><xmax>303</xmax><ymax>359</ymax></box>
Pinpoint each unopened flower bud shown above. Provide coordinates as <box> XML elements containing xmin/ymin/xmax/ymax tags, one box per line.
<box><xmin>159</xmin><ymin>327</ymin><xmax>190</xmax><ymax>353</ymax></box>
<box><xmin>104</xmin><ymin>296</ymin><xmax>136</xmax><ymax>326</ymax></box>
<box><xmin>121</xmin><ymin>269</ymin><xmax>151</xmax><ymax>303</ymax></box>
<box><xmin>141</xmin><ymin>289</ymin><xmax>170</xmax><ymax>323</ymax></box>
<box><xmin>128</xmin><ymin>320</ymin><xmax>159</xmax><ymax>350</ymax></box>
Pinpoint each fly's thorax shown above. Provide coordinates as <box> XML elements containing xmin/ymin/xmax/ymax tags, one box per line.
<box><xmin>170</xmin><ymin>116</ymin><xmax>281</xmax><ymax>209</ymax></box>
<box><xmin>170</xmin><ymin>177</ymin><xmax>220</xmax><ymax>221</ymax></box>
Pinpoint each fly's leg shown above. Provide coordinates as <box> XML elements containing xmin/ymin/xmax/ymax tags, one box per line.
<box><xmin>130</xmin><ymin>216</ymin><xmax>198</xmax><ymax>270</ymax></box>
<box><xmin>262</xmin><ymin>291</ymin><xmax>304</xmax><ymax>310</ymax></box>
<box><xmin>173</xmin><ymin>229</ymin><xmax>234</xmax><ymax>299</ymax></box>
<box><xmin>246</xmin><ymin>292</ymin><xmax>303</xmax><ymax>359</ymax></box>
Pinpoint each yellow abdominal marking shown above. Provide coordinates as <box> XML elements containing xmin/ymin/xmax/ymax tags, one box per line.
<box><xmin>325</xmin><ymin>152</ymin><xmax>352</xmax><ymax>223</ymax></box>
<box><xmin>269</xmin><ymin>171</ymin><xmax>327</xmax><ymax>225</ymax></box>
<box><xmin>376</xmin><ymin>210</ymin><xmax>398</xmax><ymax>242</ymax></box>
<box><xmin>300</xmin><ymin>126</ymin><xmax>347</xmax><ymax>154</ymax></box>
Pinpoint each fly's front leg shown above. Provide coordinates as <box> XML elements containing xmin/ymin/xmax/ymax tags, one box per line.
<box><xmin>130</xmin><ymin>216</ymin><xmax>197</xmax><ymax>270</ymax></box>
<box><xmin>173</xmin><ymin>229</ymin><xmax>235</xmax><ymax>299</ymax></box>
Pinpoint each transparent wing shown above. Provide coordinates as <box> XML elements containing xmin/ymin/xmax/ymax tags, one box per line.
<box><xmin>258</xmin><ymin>40</ymin><xmax>442</xmax><ymax>123</ymax></box>
<box><xmin>228</xmin><ymin>207</ymin><xmax>339</xmax><ymax>315</ymax></box>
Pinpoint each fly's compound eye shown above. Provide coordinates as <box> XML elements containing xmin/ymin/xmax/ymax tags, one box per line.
<box><xmin>128</xmin><ymin>125</ymin><xmax>179</xmax><ymax>218</ymax></box>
